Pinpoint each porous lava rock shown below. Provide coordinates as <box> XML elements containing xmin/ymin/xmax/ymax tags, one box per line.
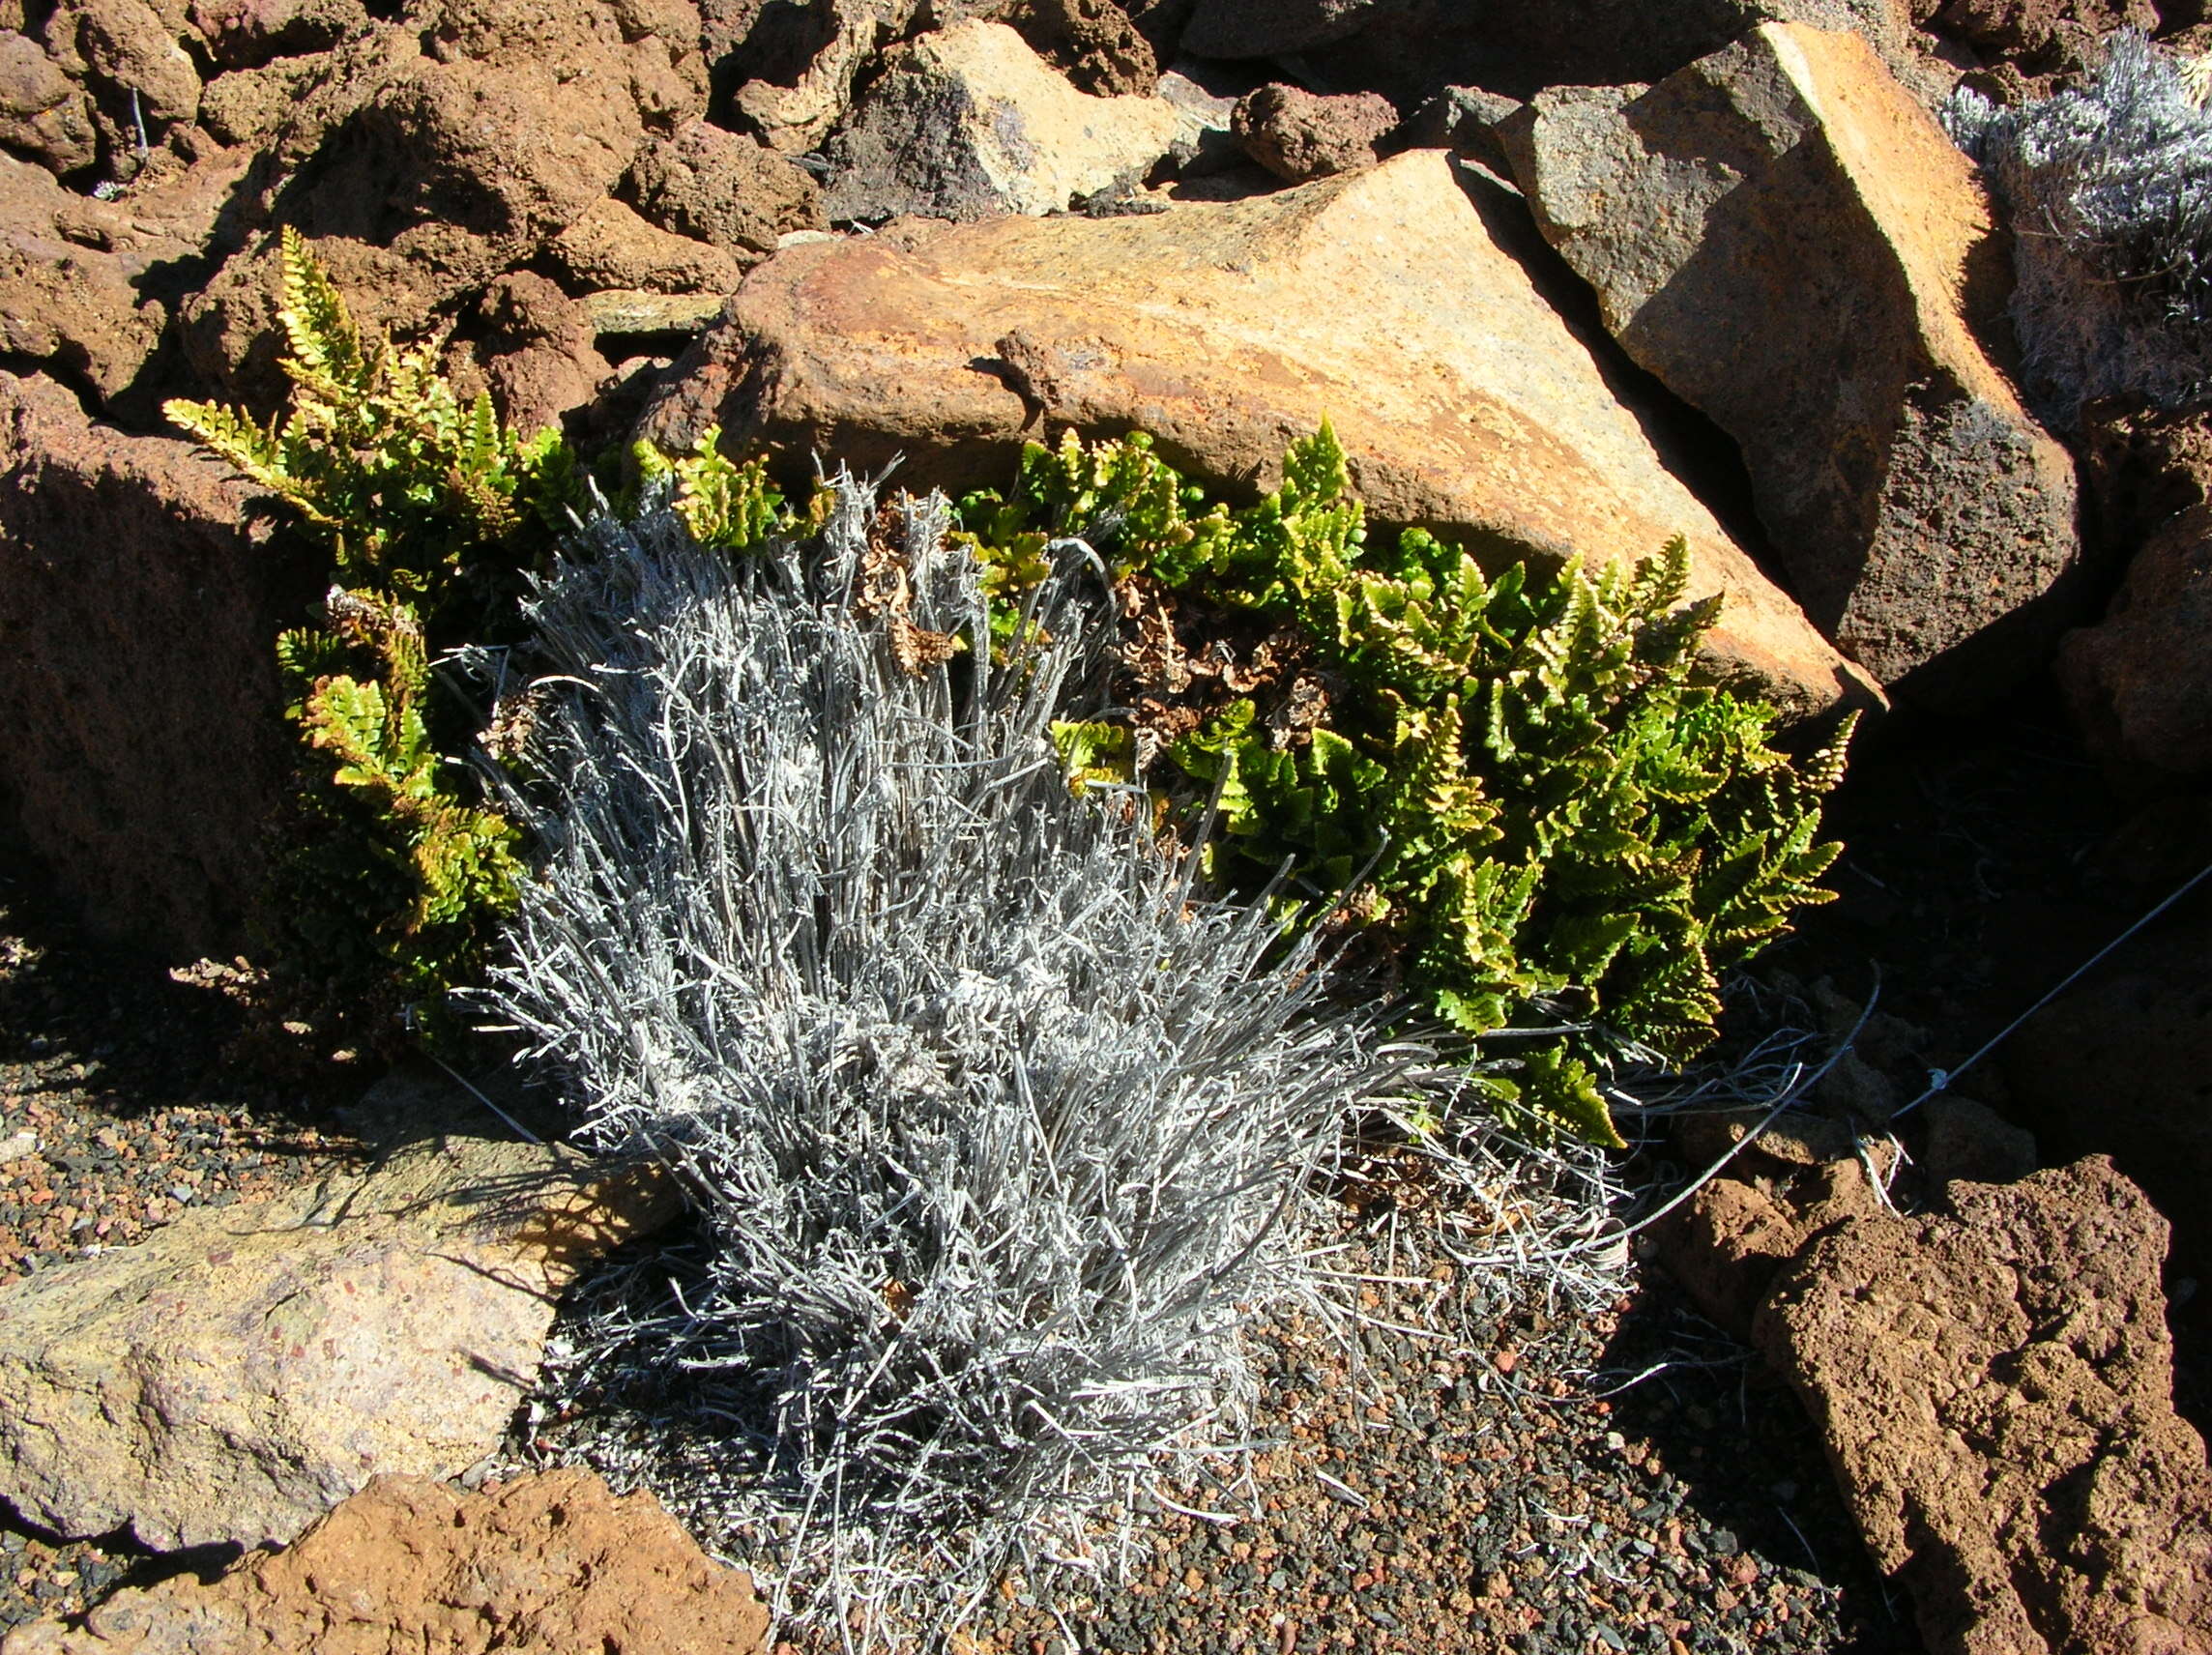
<box><xmin>821</xmin><ymin>19</ymin><xmax>1184</xmax><ymax>221</ymax></box>
<box><xmin>551</xmin><ymin>195</ymin><xmax>746</xmax><ymax>297</ymax></box>
<box><xmin>0</xmin><ymin>1068</ymin><xmax>682</xmax><ymax>1551</ymax></box>
<box><xmin>467</xmin><ymin>270</ymin><xmax>615</xmax><ymax>435</ymax></box>
<box><xmin>2062</xmin><ymin>500</ymin><xmax>2212</xmax><ymax>775</ymax></box>
<box><xmin>0</xmin><ymin>30</ymin><xmax>98</xmax><ymax>174</ymax></box>
<box><xmin>732</xmin><ymin>0</ymin><xmax>920</xmax><ymax>155</ymax></box>
<box><xmin>188</xmin><ymin>0</ymin><xmax>365</xmax><ymax>70</ymax></box>
<box><xmin>0</xmin><ymin>1471</ymin><xmax>771</xmax><ymax>1655</ymax></box>
<box><xmin>41</xmin><ymin>0</ymin><xmax>202</xmax><ymax>138</ymax></box>
<box><xmin>643</xmin><ymin>149</ymin><xmax>1873</xmax><ymax>713</ymax></box>
<box><xmin>1004</xmin><ymin>0</ymin><xmax>1156</xmax><ymax>95</ymax></box>
<box><xmin>1756</xmin><ymin>1157</ymin><xmax>2212</xmax><ymax>1655</ymax></box>
<box><xmin>1930</xmin><ymin>0</ymin><xmax>2161</xmax><ymax>101</ymax></box>
<box><xmin>1231</xmin><ymin>82</ymin><xmax>1395</xmax><ymax>182</ymax></box>
<box><xmin>1499</xmin><ymin>22</ymin><xmax>2081</xmax><ymax>710</ymax></box>
<box><xmin>0</xmin><ymin>368</ymin><xmax>301</xmax><ymax>958</ymax></box>
<box><xmin>2061</xmin><ymin>401</ymin><xmax>2212</xmax><ymax>776</ymax></box>
<box><xmin>626</xmin><ymin>116</ymin><xmax>824</xmax><ymax>259</ymax></box>
<box><xmin>0</xmin><ymin>145</ymin><xmax>250</xmax><ymax>412</ymax></box>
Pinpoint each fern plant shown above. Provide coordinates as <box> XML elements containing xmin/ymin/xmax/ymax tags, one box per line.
<box><xmin>165</xmin><ymin>228</ymin><xmax>588</xmax><ymax>1050</ymax></box>
<box><xmin>958</xmin><ymin>426</ymin><xmax>1852</xmax><ymax>1146</ymax></box>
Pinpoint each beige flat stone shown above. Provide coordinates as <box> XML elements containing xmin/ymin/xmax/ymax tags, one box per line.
<box><xmin>0</xmin><ymin>1068</ymin><xmax>679</xmax><ymax>1550</ymax></box>
<box><xmin>642</xmin><ymin>148</ymin><xmax>1874</xmax><ymax>713</ymax></box>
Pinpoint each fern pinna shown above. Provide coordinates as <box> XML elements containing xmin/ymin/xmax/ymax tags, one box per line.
<box><xmin>960</xmin><ymin>425</ymin><xmax>1852</xmax><ymax>1147</ymax></box>
<box><xmin>165</xmin><ymin>228</ymin><xmax>582</xmax><ymax>1046</ymax></box>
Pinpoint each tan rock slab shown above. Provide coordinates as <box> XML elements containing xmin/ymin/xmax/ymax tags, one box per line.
<box><xmin>0</xmin><ymin>1470</ymin><xmax>770</xmax><ymax>1655</ymax></box>
<box><xmin>0</xmin><ymin>1068</ymin><xmax>680</xmax><ymax>1551</ymax></box>
<box><xmin>1499</xmin><ymin>23</ymin><xmax>2081</xmax><ymax>710</ymax></box>
<box><xmin>584</xmin><ymin>286</ymin><xmax>726</xmax><ymax>336</ymax></box>
<box><xmin>642</xmin><ymin>148</ymin><xmax>1872</xmax><ymax>713</ymax></box>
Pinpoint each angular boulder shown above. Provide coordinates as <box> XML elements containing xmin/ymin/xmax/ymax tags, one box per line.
<box><xmin>642</xmin><ymin>149</ymin><xmax>1873</xmax><ymax>713</ymax></box>
<box><xmin>0</xmin><ymin>1471</ymin><xmax>770</xmax><ymax>1655</ymax></box>
<box><xmin>1499</xmin><ymin>23</ymin><xmax>2081</xmax><ymax>710</ymax></box>
<box><xmin>1757</xmin><ymin>1158</ymin><xmax>2212</xmax><ymax>1655</ymax></box>
<box><xmin>0</xmin><ymin>369</ymin><xmax>301</xmax><ymax>958</ymax></box>
<box><xmin>0</xmin><ymin>1069</ymin><xmax>681</xmax><ymax>1551</ymax></box>
<box><xmin>822</xmin><ymin>20</ymin><xmax>1185</xmax><ymax>222</ymax></box>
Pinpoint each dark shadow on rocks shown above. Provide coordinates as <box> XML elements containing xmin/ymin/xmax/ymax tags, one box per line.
<box><xmin>1592</xmin><ymin>1271</ymin><xmax>1923</xmax><ymax>1653</ymax></box>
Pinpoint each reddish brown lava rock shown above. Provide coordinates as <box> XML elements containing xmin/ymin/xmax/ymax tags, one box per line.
<box><xmin>0</xmin><ymin>368</ymin><xmax>307</xmax><ymax>959</ymax></box>
<box><xmin>0</xmin><ymin>1470</ymin><xmax>771</xmax><ymax>1655</ymax></box>
<box><xmin>1755</xmin><ymin>1157</ymin><xmax>2212</xmax><ymax>1655</ymax></box>
<box><xmin>1231</xmin><ymin>82</ymin><xmax>1397</xmax><ymax>182</ymax></box>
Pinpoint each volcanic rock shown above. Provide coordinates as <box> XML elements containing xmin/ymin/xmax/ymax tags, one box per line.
<box><xmin>0</xmin><ymin>1471</ymin><xmax>771</xmax><ymax>1655</ymax></box>
<box><xmin>2004</xmin><ymin>930</ymin><xmax>2212</xmax><ymax>1260</ymax></box>
<box><xmin>644</xmin><ymin>149</ymin><xmax>1872</xmax><ymax>713</ymax></box>
<box><xmin>0</xmin><ymin>1068</ymin><xmax>681</xmax><ymax>1550</ymax></box>
<box><xmin>821</xmin><ymin>20</ymin><xmax>1184</xmax><ymax>221</ymax></box>
<box><xmin>626</xmin><ymin>117</ymin><xmax>824</xmax><ymax>259</ymax></box>
<box><xmin>2060</xmin><ymin>399</ymin><xmax>2212</xmax><ymax>775</ymax></box>
<box><xmin>1231</xmin><ymin>83</ymin><xmax>1395</xmax><ymax>183</ymax></box>
<box><xmin>551</xmin><ymin>196</ymin><xmax>745</xmax><ymax>296</ymax></box>
<box><xmin>42</xmin><ymin>0</ymin><xmax>201</xmax><ymax>131</ymax></box>
<box><xmin>2061</xmin><ymin>500</ymin><xmax>2212</xmax><ymax>776</ymax></box>
<box><xmin>0</xmin><ymin>31</ymin><xmax>98</xmax><ymax>174</ymax></box>
<box><xmin>1005</xmin><ymin>0</ymin><xmax>1156</xmax><ymax>96</ymax></box>
<box><xmin>470</xmin><ymin>270</ymin><xmax>615</xmax><ymax>434</ymax></box>
<box><xmin>1499</xmin><ymin>22</ymin><xmax>2081</xmax><ymax>710</ymax></box>
<box><xmin>732</xmin><ymin>0</ymin><xmax>920</xmax><ymax>155</ymax></box>
<box><xmin>582</xmin><ymin>286</ymin><xmax>725</xmax><ymax>335</ymax></box>
<box><xmin>0</xmin><ymin>369</ymin><xmax>299</xmax><ymax>957</ymax></box>
<box><xmin>188</xmin><ymin>0</ymin><xmax>364</xmax><ymax>69</ymax></box>
<box><xmin>1757</xmin><ymin>1158</ymin><xmax>2212</xmax><ymax>1655</ymax></box>
<box><xmin>0</xmin><ymin>155</ymin><xmax>168</xmax><ymax>404</ymax></box>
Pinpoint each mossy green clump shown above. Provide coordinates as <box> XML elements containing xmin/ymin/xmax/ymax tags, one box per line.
<box><xmin>958</xmin><ymin>426</ymin><xmax>1852</xmax><ymax>1146</ymax></box>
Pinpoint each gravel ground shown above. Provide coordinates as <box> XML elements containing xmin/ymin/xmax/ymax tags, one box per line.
<box><xmin>0</xmin><ymin>883</ymin><xmax>1917</xmax><ymax>1652</ymax></box>
<box><xmin>937</xmin><ymin>1255</ymin><xmax>1912</xmax><ymax>1655</ymax></box>
<box><xmin>508</xmin><ymin>1199</ymin><xmax>1914</xmax><ymax>1655</ymax></box>
<box><xmin>0</xmin><ymin>897</ymin><xmax>364</xmax><ymax>1635</ymax></box>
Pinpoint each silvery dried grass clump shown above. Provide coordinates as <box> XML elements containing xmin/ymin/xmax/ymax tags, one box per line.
<box><xmin>1947</xmin><ymin>31</ymin><xmax>2212</xmax><ymax>422</ymax></box>
<box><xmin>481</xmin><ymin>475</ymin><xmax>1412</xmax><ymax>1586</ymax></box>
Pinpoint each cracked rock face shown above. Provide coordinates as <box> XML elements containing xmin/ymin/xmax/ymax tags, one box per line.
<box><xmin>1499</xmin><ymin>22</ymin><xmax>2081</xmax><ymax>711</ymax></box>
<box><xmin>1756</xmin><ymin>1157</ymin><xmax>2212</xmax><ymax>1655</ymax></box>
